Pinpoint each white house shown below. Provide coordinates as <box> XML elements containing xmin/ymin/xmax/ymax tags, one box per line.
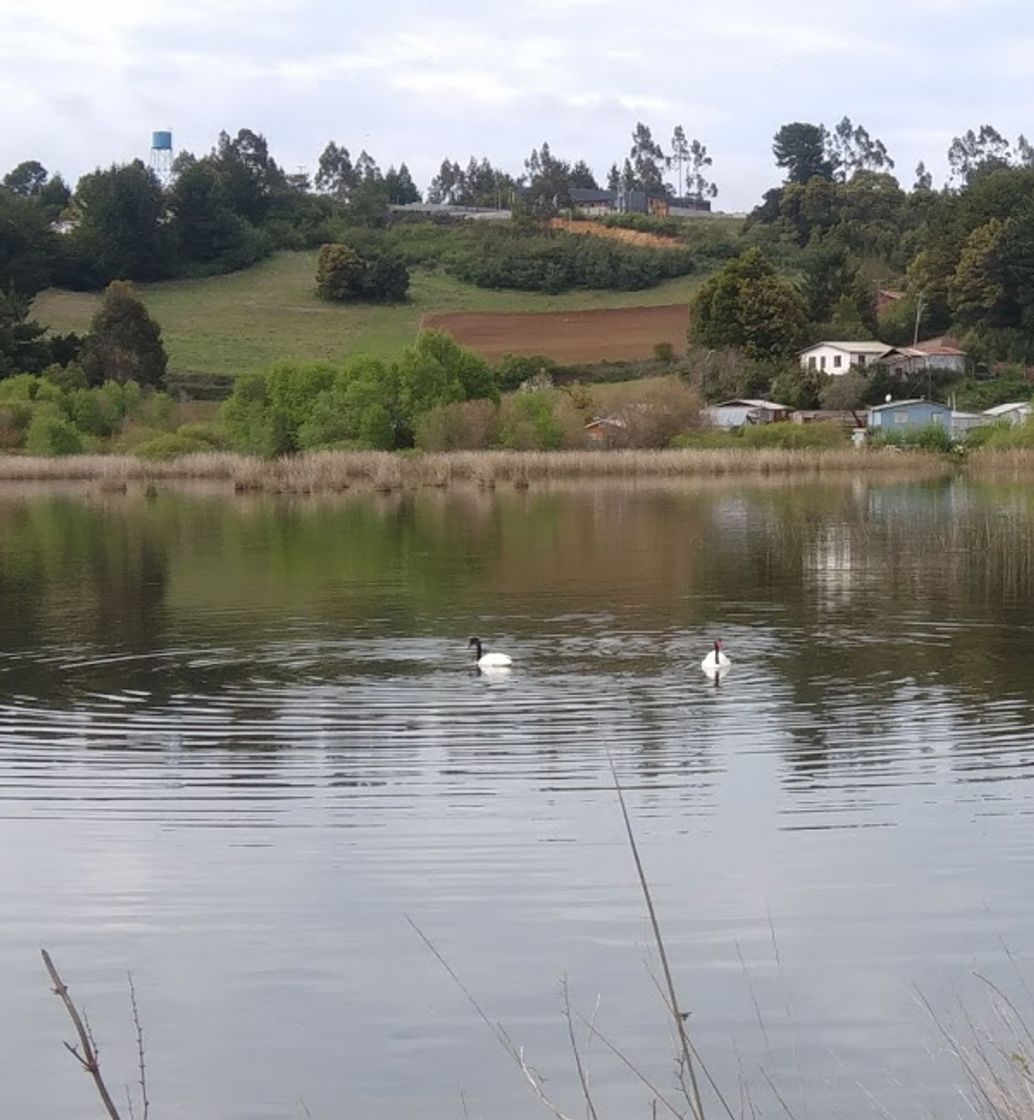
<box><xmin>799</xmin><ymin>341</ymin><xmax>893</xmax><ymax>376</ymax></box>
<box><xmin>951</xmin><ymin>410</ymin><xmax>985</xmax><ymax>439</ymax></box>
<box><xmin>983</xmin><ymin>401</ymin><xmax>1032</xmax><ymax>425</ymax></box>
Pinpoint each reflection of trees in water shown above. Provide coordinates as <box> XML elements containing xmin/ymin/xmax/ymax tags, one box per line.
<box><xmin>0</xmin><ymin>496</ymin><xmax>169</xmax><ymax>695</ymax></box>
<box><xmin>703</xmin><ymin>478</ymin><xmax>1034</xmax><ymax>785</ymax></box>
<box><xmin>5</xmin><ymin>479</ymin><xmax>1034</xmax><ymax>791</ymax></box>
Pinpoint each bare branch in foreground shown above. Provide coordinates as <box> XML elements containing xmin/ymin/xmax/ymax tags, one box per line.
<box><xmin>407</xmin><ymin>916</ymin><xmax>577</xmax><ymax>1120</ymax></box>
<box><xmin>605</xmin><ymin>748</ymin><xmax>705</xmax><ymax>1120</ymax></box>
<box><xmin>561</xmin><ymin>977</ymin><xmax>600</xmax><ymax>1120</ymax></box>
<box><xmin>41</xmin><ymin>948</ymin><xmax>123</xmax><ymax>1120</ymax></box>
<box><xmin>127</xmin><ymin>972</ymin><xmax>149</xmax><ymax>1120</ymax></box>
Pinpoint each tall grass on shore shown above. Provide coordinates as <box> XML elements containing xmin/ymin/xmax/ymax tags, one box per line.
<box><xmin>0</xmin><ymin>447</ymin><xmax>950</xmax><ymax>493</ymax></box>
<box><xmin>970</xmin><ymin>448</ymin><xmax>1034</xmax><ymax>476</ymax></box>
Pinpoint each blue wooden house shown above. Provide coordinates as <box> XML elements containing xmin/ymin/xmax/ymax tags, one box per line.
<box><xmin>867</xmin><ymin>399</ymin><xmax>952</xmax><ymax>434</ymax></box>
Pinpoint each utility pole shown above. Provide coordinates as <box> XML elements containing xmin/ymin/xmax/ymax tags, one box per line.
<box><xmin>912</xmin><ymin>294</ymin><xmax>925</xmax><ymax>346</ymax></box>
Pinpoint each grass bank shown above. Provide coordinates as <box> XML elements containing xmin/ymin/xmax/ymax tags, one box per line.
<box><xmin>33</xmin><ymin>252</ymin><xmax>707</xmax><ymax>380</ymax></box>
<box><xmin>0</xmin><ymin>447</ymin><xmax>950</xmax><ymax>493</ymax></box>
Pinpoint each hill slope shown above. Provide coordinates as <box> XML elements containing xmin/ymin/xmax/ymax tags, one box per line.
<box><xmin>33</xmin><ymin>251</ymin><xmax>704</xmax><ymax>378</ymax></box>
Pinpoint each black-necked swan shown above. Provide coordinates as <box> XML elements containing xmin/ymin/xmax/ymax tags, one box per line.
<box><xmin>700</xmin><ymin>639</ymin><xmax>730</xmax><ymax>674</ymax></box>
<box><xmin>468</xmin><ymin>637</ymin><xmax>513</xmax><ymax>669</ymax></box>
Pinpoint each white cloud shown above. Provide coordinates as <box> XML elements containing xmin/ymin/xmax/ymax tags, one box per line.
<box><xmin>1</xmin><ymin>0</ymin><xmax>1033</xmax><ymax>208</ymax></box>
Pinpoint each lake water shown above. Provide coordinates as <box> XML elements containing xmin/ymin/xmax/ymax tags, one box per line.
<box><xmin>3</xmin><ymin>477</ymin><xmax>1034</xmax><ymax>1120</ymax></box>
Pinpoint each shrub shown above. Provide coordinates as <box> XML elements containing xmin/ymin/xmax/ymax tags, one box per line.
<box><xmin>653</xmin><ymin>342</ymin><xmax>675</xmax><ymax>364</ymax></box>
<box><xmin>315</xmin><ymin>242</ymin><xmax>410</xmax><ymax>302</ymax></box>
<box><xmin>593</xmin><ymin>377</ymin><xmax>702</xmax><ymax>448</ymax></box>
<box><xmin>871</xmin><ymin>422</ymin><xmax>953</xmax><ymax>452</ymax></box>
<box><xmin>24</xmin><ymin>410</ymin><xmax>83</xmax><ymax>455</ymax></box>
<box><xmin>132</xmin><ymin>433</ymin><xmax>211</xmax><ymax>459</ymax></box>
<box><xmin>974</xmin><ymin>417</ymin><xmax>1034</xmax><ymax>448</ymax></box>
<box><xmin>415</xmin><ymin>399</ymin><xmax>500</xmax><ymax>450</ymax></box>
<box><xmin>316</xmin><ymin>243</ymin><xmax>365</xmax><ymax>301</ymax></box>
<box><xmin>739</xmin><ymin>421</ymin><xmax>847</xmax><ymax>449</ymax></box>
<box><xmin>499</xmin><ymin>392</ymin><xmax>564</xmax><ymax>449</ymax></box>
<box><xmin>0</xmin><ymin>402</ymin><xmax>32</xmax><ymax>449</ymax></box>
<box><xmin>176</xmin><ymin>421</ymin><xmax>226</xmax><ymax>448</ymax></box>
<box><xmin>495</xmin><ymin>353</ymin><xmax>558</xmax><ymax>391</ymax></box>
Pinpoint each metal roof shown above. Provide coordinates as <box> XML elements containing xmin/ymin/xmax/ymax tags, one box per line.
<box><xmin>984</xmin><ymin>401</ymin><xmax>1032</xmax><ymax>416</ymax></box>
<box><xmin>713</xmin><ymin>399</ymin><xmax>792</xmax><ymax>410</ymax></box>
<box><xmin>868</xmin><ymin>398</ymin><xmax>951</xmax><ymax>412</ymax></box>
<box><xmin>799</xmin><ymin>341</ymin><xmax>894</xmax><ymax>355</ymax></box>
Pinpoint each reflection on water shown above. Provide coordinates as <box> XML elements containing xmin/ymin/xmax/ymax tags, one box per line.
<box><xmin>2</xmin><ymin>478</ymin><xmax>1034</xmax><ymax>1119</ymax></box>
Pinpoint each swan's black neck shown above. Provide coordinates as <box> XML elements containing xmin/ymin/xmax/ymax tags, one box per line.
<box><xmin>470</xmin><ymin>638</ymin><xmax>483</xmax><ymax>660</ymax></box>
<box><xmin>714</xmin><ymin>641</ymin><xmax>721</xmax><ymax>658</ymax></box>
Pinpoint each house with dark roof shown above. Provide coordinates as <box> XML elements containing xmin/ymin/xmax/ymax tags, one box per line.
<box><xmin>882</xmin><ymin>340</ymin><xmax>967</xmax><ymax>376</ymax></box>
<box><xmin>568</xmin><ymin>188</ymin><xmax>713</xmax><ymax>218</ymax></box>
<box><xmin>568</xmin><ymin>187</ymin><xmax>616</xmax><ymax>217</ymax></box>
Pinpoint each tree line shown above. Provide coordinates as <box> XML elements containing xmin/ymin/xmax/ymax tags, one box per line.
<box><xmin>696</xmin><ymin>115</ymin><xmax>1034</xmax><ymax>370</ymax></box>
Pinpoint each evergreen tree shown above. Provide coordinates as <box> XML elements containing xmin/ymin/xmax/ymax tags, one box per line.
<box><xmin>0</xmin><ymin>288</ymin><xmax>51</xmax><ymax>377</ymax></box>
<box><xmin>81</xmin><ymin>281</ymin><xmax>168</xmax><ymax>387</ymax></box>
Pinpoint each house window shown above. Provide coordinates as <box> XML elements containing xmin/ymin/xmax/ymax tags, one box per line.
<box><xmin>833</xmin><ymin>355</ymin><xmax>842</xmax><ymax>368</ymax></box>
<box><xmin>857</xmin><ymin>355</ymin><xmax>867</xmax><ymax>368</ymax></box>
<box><xmin>930</xmin><ymin>413</ymin><xmax>944</xmax><ymax>425</ymax></box>
<box><xmin>894</xmin><ymin>412</ymin><xmax>909</xmax><ymax>424</ymax></box>
<box><xmin>820</xmin><ymin>356</ymin><xmax>827</xmax><ymax>370</ymax></box>
<box><xmin>808</xmin><ymin>356</ymin><xmax>817</xmax><ymax>369</ymax></box>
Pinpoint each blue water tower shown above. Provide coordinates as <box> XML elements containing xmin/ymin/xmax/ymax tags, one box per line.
<box><xmin>150</xmin><ymin>129</ymin><xmax>173</xmax><ymax>183</ymax></box>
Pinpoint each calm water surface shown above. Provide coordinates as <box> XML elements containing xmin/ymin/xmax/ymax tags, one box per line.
<box><xmin>3</xmin><ymin>477</ymin><xmax>1034</xmax><ymax>1119</ymax></box>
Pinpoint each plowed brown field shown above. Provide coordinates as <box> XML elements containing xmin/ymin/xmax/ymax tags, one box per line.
<box><xmin>422</xmin><ymin>304</ymin><xmax>689</xmax><ymax>363</ymax></box>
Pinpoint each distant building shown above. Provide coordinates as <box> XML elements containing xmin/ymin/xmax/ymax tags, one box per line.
<box><xmin>983</xmin><ymin>401</ymin><xmax>1033</xmax><ymax>426</ymax></box>
<box><xmin>875</xmin><ymin>289</ymin><xmax>905</xmax><ymax>314</ymax></box>
<box><xmin>568</xmin><ymin>188</ymin><xmax>616</xmax><ymax>217</ymax></box>
<box><xmin>867</xmin><ymin>399</ymin><xmax>952</xmax><ymax>434</ymax></box>
<box><xmin>951</xmin><ymin>410</ymin><xmax>986</xmax><ymax>439</ymax></box>
<box><xmin>567</xmin><ymin>189</ymin><xmax>713</xmax><ymax>217</ymax></box>
<box><xmin>388</xmin><ymin>203</ymin><xmax>511</xmax><ymax>221</ymax></box>
<box><xmin>791</xmin><ymin>409</ymin><xmax>861</xmax><ymax>428</ymax></box>
<box><xmin>704</xmin><ymin>399</ymin><xmax>793</xmax><ymax>428</ymax></box>
<box><xmin>799</xmin><ymin>341</ymin><xmax>894</xmax><ymax>375</ymax></box>
<box><xmin>883</xmin><ymin>341</ymin><xmax>968</xmax><ymax>377</ymax></box>
<box><xmin>583</xmin><ymin>416</ymin><xmax>628</xmax><ymax>445</ymax></box>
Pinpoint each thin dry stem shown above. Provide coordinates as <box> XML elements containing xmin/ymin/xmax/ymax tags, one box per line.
<box><xmin>41</xmin><ymin>948</ymin><xmax>123</xmax><ymax>1120</ymax></box>
<box><xmin>579</xmin><ymin>1017</ymin><xmax>685</xmax><ymax>1120</ymax></box>
<box><xmin>561</xmin><ymin>977</ymin><xmax>600</xmax><ymax>1120</ymax></box>
<box><xmin>407</xmin><ymin>916</ymin><xmax>577</xmax><ymax>1120</ymax></box>
<box><xmin>605</xmin><ymin>748</ymin><xmax>705</xmax><ymax>1120</ymax></box>
<box><xmin>128</xmin><ymin>971</ymin><xmax>149</xmax><ymax>1120</ymax></box>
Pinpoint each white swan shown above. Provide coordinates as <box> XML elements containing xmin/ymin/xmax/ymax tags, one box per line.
<box><xmin>468</xmin><ymin>636</ymin><xmax>513</xmax><ymax>669</ymax></box>
<box><xmin>700</xmin><ymin>639</ymin><xmax>730</xmax><ymax>674</ymax></box>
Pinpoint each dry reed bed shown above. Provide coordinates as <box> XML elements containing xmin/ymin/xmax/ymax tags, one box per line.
<box><xmin>969</xmin><ymin>448</ymin><xmax>1034</xmax><ymax>476</ymax></box>
<box><xmin>0</xmin><ymin>447</ymin><xmax>952</xmax><ymax>492</ymax></box>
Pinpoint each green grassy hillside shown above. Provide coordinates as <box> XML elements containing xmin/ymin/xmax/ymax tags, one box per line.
<box><xmin>33</xmin><ymin>251</ymin><xmax>706</xmax><ymax>379</ymax></box>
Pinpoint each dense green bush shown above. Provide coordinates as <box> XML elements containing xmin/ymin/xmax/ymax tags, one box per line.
<box><xmin>386</xmin><ymin>221</ymin><xmax>693</xmax><ymax>293</ymax></box>
<box><xmin>739</xmin><ymin>421</ymin><xmax>847</xmax><ymax>449</ymax></box>
<box><xmin>871</xmin><ymin>422</ymin><xmax>953</xmax><ymax>452</ymax></box>
<box><xmin>499</xmin><ymin>393</ymin><xmax>564</xmax><ymax>449</ymax></box>
<box><xmin>494</xmin><ymin>353</ymin><xmax>558</xmax><ymax>391</ymax></box>
<box><xmin>24</xmin><ymin>409</ymin><xmax>84</xmax><ymax>455</ymax></box>
<box><xmin>315</xmin><ymin>242</ymin><xmax>410</xmax><ymax>302</ymax></box>
<box><xmin>220</xmin><ymin>332</ymin><xmax>498</xmax><ymax>454</ymax></box>
<box><xmin>972</xmin><ymin>417</ymin><xmax>1034</xmax><ymax>448</ymax></box>
<box><xmin>176</xmin><ymin>421</ymin><xmax>227</xmax><ymax>448</ymax></box>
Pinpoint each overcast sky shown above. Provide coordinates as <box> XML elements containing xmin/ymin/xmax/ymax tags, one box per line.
<box><xmin>2</xmin><ymin>0</ymin><xmax>1032</xmax><ymax>211</ymax></box>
